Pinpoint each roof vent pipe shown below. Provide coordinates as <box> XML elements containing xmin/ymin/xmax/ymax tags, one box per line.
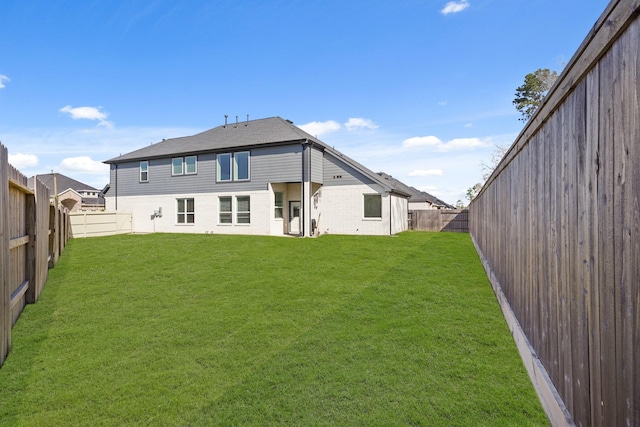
<box><xmin>246</xmin><ymin>114</ymin><xmax>249</xmax><ymax>126</ymax></box>
<box><xmin>224</xmin><ymin>115</ymin><xmax>228</xmax><ymax>128</ymax></box>
<box><xmin>235</xmin><ymin>115</ymin><xmax>238</xmax><ymax>128</ymax></box>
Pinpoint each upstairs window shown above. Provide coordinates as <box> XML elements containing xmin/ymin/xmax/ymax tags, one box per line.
<box><xmin>234</xmin><ymin>152</ymin><xmax>250</xmax><ymax>181</ymax></box>
<box><xmin>364</xmin><ymin>194</ymin><xmax>382</xmax><ymax>218</ymax></box>
<box><xmin>217</xmin><ymin>152</ymin><xmax>250</xmax><ymax>182</ymax></box>
<box><xmin>217</xmin><ymin>154</ymin><xmax>232</xmax><ymax>182</ymax></box>
<box><xmin>185</xmin><ymin>156</ymin><xmax>197</xmax><ymax>174</ymax></box>
<box><xmin>172</xmin><ymin>156</ymin><xmax>198</xmax><ymax>176</ymax></box>
<box><xmin>172</xmin><ymin>157</ymin><xmax>183</xmax><ymax>175</ymax></box>
<box><xmin>140</xmin><ymin>161</ymin><xmax>149</xmax><ymax>182</ymax></box>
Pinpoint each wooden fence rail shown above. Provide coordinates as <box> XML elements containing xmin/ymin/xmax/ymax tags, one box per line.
<box><xmin>0</xmin><ymin>143</ymin><xmax>69</xmax><ymax>367</ymax></box>
<box><xmin>409</xmin><ymin>209</ymin><xmax>468</xmax><ymax>232</ymax></box>
<box><xmin>470</xmin><ymin>1</ymin><xmax>640</xmax><ymax>426</ymax></box>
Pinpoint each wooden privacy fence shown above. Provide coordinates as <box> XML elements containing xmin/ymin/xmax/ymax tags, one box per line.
<box><xmin>409</xmin><ymin>209</ymin><xmax>468</xmax><ymax>232</ymax></box>
<box><xmin>0</xmin><ymin>143</ymin><xmax>69</xmax><ymax>367</ymax></box>
<box><xmin>70</xmin><ymin>211</ymin><xmax>132</xmax><ymax>238</ymax></box>
<box><xmin>470</xmin><ymin>1</ymin><xmax>639</xmax><ymax>426</ymax></box>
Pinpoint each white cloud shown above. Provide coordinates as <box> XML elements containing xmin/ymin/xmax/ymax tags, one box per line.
<box><xmin>344</xmin><ymin>117</ymin><xmax>379</xmax><ymax>132</ymax></box>
<box><xmin>444</xmin><ymin>137</ymin><xmax>488</xmax><ymax>151</ymax></box>
<box><xmin>402</xmin><ymin>136</ymin><xmax>443</xmax><ymax>148</ymax></box>
<box><xmin>299</xmin><ymin>120</ymin><xmax>341</xmax><ymax>137</ymax></box>
<box><xmin>441</xmin><ymin>1</ymin><xmax>470</xmax><ymax>15</ymax></box>
<box><xmin>8</xmin><ymin>153</ymin><xmax>39</xmax><ymax>169</ymax></box>
<box><xmin>410</xmin><ymin>169</ymin><xmax>443</xmax><ymax>177</ymax></box>
<box><xmin>402</xmin><ymin>135</ymin><xmax>490</xmax><ymax>152</ymax></box>
<box><xmin>58</xmin><ymin>156</ymin><xmax>110</xmax><ymax>174</ymax></box>
<box><xmin>59</xmin><ymin>105</ymin><xmax>114</xmax><ymax>128</ymax></box>
<box><xmin>0</xmin><ymin>74</ymin><xmax>9</xmax><ymax>89</ymax></box>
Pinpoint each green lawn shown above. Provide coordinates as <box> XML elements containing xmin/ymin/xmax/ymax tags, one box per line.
<box><xmin>0</xmin><ymin>232</ymin><xmax>547</xmax><ymax>426</ymax></box>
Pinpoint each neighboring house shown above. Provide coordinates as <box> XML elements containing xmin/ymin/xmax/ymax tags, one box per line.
<box><xmin>103</xmin><ymin>116</ymin><xmax>410</xmax><ymax>236</ymax></box>
<box><xmin>376</xmin><ymin>172</ymin><xmax>454</xmax><ymax>210</ymax></box>
<box><xmin>29</xmin><ymin>173</ymin><xmax>106</xmax><ymax>212</ymax></box>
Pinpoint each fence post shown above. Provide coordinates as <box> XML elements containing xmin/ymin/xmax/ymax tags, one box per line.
<box><xmin>25</xmin><ymin>192</ymin><xmax>36</xmax><ymax>304</ymax></box>
<box><xmin>0</xmin><ymin>145</ymin><xmax>11</xmax><ymax>365</ymax></box>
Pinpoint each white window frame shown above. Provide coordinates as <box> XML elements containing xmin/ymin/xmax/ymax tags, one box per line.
<box><xmin>219</xmin><ymin>196</ymin><xmax>232</xmax><ymax>224</ymax></box>
<box><xmin>217</xmin><ymin>153</ymin><xmax>232</xmax><ymax>182</ymax></box>
<box><xmin>185</xmin><ymin>155</ymin><xmax>197</xmax><ymax>175</ymax></box>
<box><xmin>140</xmin><ymin>161</ymin><xmax>149</xmax><ymax>182</ymax></box>
<box><xmin>172</xmin><ymin>157</ymin><xmax>184</xmax><ymax>176</ymax></box>
<box><xmin>233</xmin><ymin>151</ymin><xmax>251</xmax><ymax>181</ymax></box>
<box><xmin>274</xmin><ymin>192</ymin><xmax>284</xmax><ymax>219</ymax></box>
<box><xmin>363</xmin><ymin>194</ymin><xmax>382</xmax><ymax>219</ymax></box>
<box><xmin>177</xmin><ymin>198</ymin><xmax>195</xmax><ymax>224</ymax></box>
<box><xmin>236</xmin><ymin>196</ymin><xmax>250</xmax><ymax>224</ymax></box>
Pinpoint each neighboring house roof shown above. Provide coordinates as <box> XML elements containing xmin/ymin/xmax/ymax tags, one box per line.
<box><xmin>377</xmin><ymin>172</ymin><xmax>454</xmax><ymax>209</ymax></box>
<box><xmin>105</xmin><ymin>116</ymin><xmax>411</xmax><ymax>198</ymax></box>
<box><xmin>30</xmin><ymin>173</ymin><xmax>106</xmax><ymax>205</ymax></box>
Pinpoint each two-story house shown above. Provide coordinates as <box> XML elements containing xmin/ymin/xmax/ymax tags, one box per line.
<box><xmin>104</xmin><ymin>116</ymin><xmax>410</xmax><ymax>236</ymax></box>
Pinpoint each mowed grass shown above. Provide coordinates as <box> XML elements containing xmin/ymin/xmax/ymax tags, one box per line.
<box><xmin>0</xmin><ymin>232</ymin><xmax>547</xmax><ymax>426</ymax></box>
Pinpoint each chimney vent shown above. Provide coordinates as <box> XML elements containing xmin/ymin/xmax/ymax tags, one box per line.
<box><xmin>224</xmin><ymin>115</ymin><xmax>228</xmax><ymax>128</ymax></box>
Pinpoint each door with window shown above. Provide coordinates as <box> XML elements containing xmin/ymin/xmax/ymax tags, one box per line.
<box><xmin>289</xmin><ymin>201</ymin><xmax>301</xmax><ymax>234</ymax></box>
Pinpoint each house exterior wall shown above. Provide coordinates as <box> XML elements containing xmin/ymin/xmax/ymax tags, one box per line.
<box><xmin>105</xmin><ymin>139</ymin><xmax>407</xmax><ymax>237</ymax></box>
<box><xmin>322</xmin><ymin>153</ymin><xmax>376</xmax><ymax>187</ymax></box>
<box><xmin>310</xmin><ymin>147</ymin><xmax>323</xmax><ymax>184</ymax></box>
<box><xmin>107</xmin><ymin>190</ymin><xmax>272</xmax><ymax>235</ymax></box>
<box><xmin>313</xmin><ymin>184</ymin><xmax>393</xmax><ymax>236</ymax></box>
<box><xmin>390</xmin><ymin>194</ymin><xmax>409</xmax><ymax>234</ymax></box>
<box><xmin>109</xmin><ymin>144</ymin><xmax>303</xmax><ymax>198</ymax></box>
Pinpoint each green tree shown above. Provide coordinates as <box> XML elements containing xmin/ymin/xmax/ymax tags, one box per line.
<box><xmin>513</xmin><ymin>68</ymin><xmax>558</xmax><ymax>121</ymax></box>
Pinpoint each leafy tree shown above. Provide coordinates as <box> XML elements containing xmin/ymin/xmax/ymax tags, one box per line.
<box><xmin>455</xmin><ymin>199</ymin><xmax>466</xmax><ymax>209</ymax></box>
<box><xmin>513</xmin><ymin>68</ymin><xmax>558</xmax><ymax>121</ymax></box>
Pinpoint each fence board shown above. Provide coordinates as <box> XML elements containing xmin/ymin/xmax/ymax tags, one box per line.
<box><xmin>409</xmin><ymin>209</ymin><xmax>468</xmax><ymax>232</ymax></box>
<box><xmin>469</xmin><ymin>2</ymin><xmax>640</xmax><ymax>425</ymax></box>
<box><xmin>0</xmin><ymin>142</ymin><xmax>68</xmax><ymax>367</ymax></box>
<box><xmin>0</xmin><ymin>145</ymin><xmax>11</xmax><ymax>366</ymax></box>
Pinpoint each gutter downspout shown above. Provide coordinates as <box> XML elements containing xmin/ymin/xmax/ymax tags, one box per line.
<box><xmin>115</xmin><ymin>164</ymin><xmax>118</xmax><ymax>211</ymax></box>
<box><xmin>300</xmin><ymin>141</ymin><xmax>305</xmax><ymax>237</ymax></box>
<box><xmin>390</xmin><ymin>192</ymin><xmax>392</xmax><ymax>235</ymax></box>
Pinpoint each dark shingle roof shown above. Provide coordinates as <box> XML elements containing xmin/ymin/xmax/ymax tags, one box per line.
<box><xmin>105</xmin><ymin>116</ymin><xmax>322</xmax><ymax>163</ymax></box>
<box><xmin>377</xmin><ymin>172</ymin><xmax>453</xmax><ymax>208</ymax></box>
<box><xmin>105</xmin><ymin>116</ymin><xmax>411</xmax><ymax>198</ymax></box>
<box><xmin>31</xmin><ymin>173</ymin><xmax>98</xmax><ymax>194</ymax></box>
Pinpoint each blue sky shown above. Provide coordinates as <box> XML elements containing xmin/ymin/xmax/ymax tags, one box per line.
<box><xmin>0</xmin><ymin>0</ymin><xmax>609</xmax><ymax>204</ymax></box>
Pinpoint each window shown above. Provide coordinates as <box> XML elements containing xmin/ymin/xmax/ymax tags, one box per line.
<box><xmin>172</xmin><ymin>156</ymin><xmax>198</xmax><ymax>176</ymax></box>
<box><xmin>364</xmin><ymin>194</ymin><xmax>382</xmax><ymax>218</ymax></box>
<box><xmin>185</xmin><ymin>156</ymin><xmax>197</xmax><ymax>174</ymax></box>
<box><xmin>177</xmin><ymin>198</ymin><xmax>195</xmax><ymax>224</ymax></box>
<box><xmin>274</xmin><ymin>192</ymin><xmax>284</xmax><ymax>219</ymax></box>
<box><xmin>219</xmin><ymin>197</ymin><xmax>232</xmax><ymax>224</ymax></box>
<box><xmin>172</xmin><ymin>157</ymin><xmax>183</xmax><ymax>175</ymax></box>
<box><xmin>140</xmin><ymin>161</ymin><xmax>149</xmax><ymax>182</ymax></box>
<box><xmin>236</xmin><ymin>196</ymin><xmax>250</xmax><ymax>224</ymax></box>
<box><xmin>217</xmin><ymin>154</ymin><xmax>232</xmax><ymax>181</ymax></box>
<box><xmin>234</xmin><ymin>151</ymin><xmax>250</xmax><ymax>181</ymax></box>
<box><xmin>217</xmin><ymin>152</ymin><xmax>250</xmax><ymax>182</ymax></box>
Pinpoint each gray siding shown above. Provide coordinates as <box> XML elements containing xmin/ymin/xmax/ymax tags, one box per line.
<box><xmin>311</xmin><ymin>147</ymin><xmax>323</xmax><ymax>184</ymax></box>
<box><xmin>111</xmin><ymin>144</ymin><xmax>303</xmax><ymax>197</ymax></box>
<box><xmin>322</xmin><ymin>153</ymin><xmax>376</xmax><ymax>187</ymax></box>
